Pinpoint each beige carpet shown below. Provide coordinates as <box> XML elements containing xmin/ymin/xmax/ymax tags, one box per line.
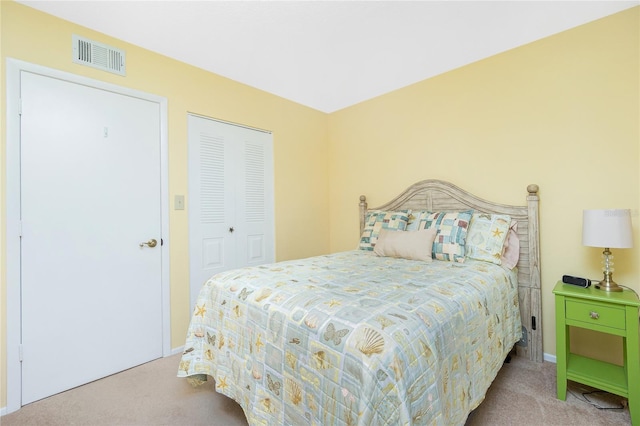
<box><xmin>1</xmin><ymin>353</ymin><xmax>630</xmax><ymax>425</ymax></box>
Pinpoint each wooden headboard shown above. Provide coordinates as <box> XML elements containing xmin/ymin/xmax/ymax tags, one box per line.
<box><xmin>359</xmin><ymin>179</ymin><xmax>542</xmax><ymax>362</ymax></box>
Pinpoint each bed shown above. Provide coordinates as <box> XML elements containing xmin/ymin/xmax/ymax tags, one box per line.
<box><xmin>178</xmin><ymin>179</ymin><xmax>542</xmax><ymax>425</ymax></box>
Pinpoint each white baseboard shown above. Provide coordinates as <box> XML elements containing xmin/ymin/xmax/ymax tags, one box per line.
<box><xmin>1</xmin><ymin>406</ymin><xmax>7</xmax><ymax>416</ymax></box>
<box><xmin>169</xmin><ymin>346</ymin><xmax>185</xmax><ymax>356</ymax></box>
<box><xmin>544</xmin><ymin>352</ymin><xmax>557</xmax><ymax>363</ymax></box>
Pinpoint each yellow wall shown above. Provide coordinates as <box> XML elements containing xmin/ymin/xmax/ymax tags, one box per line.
<box><xmin>2</xmin><ymin>0</ymin><xmax>638</xmax><ymax>412</ymax></box>
<box><xmin>0</xmin><ymin>1</ymin><xmax>329</xmax><ymax>408</ymax></box>
<box><xmin>328</xmin><ymin>7</ymin><xmax>639</xmax><ymax>363</ymax></box>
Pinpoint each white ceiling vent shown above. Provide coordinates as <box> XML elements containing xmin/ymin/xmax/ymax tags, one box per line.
<box><xmin>72</xmin><ymin>35</ymin><xmax>126</xmax><ymax>76</ymax></box>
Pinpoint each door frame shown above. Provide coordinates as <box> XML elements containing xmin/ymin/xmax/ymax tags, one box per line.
<box><xmin>4</xmin><ymin>58</ymin><xmax>171</xmax><ymax>413</ymax></box>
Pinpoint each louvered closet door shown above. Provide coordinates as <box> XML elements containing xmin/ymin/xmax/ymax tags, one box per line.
<box><xmin>188</xmin><ymin>115</ymin><xmax>274</xmax><ymax>311</ymax></box>
<box><xmin>235</xmin><ymin>135</ymin><xmax>274</xmax><ymax>269</ymax></box>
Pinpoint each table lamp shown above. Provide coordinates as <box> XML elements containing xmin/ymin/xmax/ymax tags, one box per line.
<box><xmin>582</xmin><ymin>209</ymin><xmax>633</xmax><ymax>292</ymax></box>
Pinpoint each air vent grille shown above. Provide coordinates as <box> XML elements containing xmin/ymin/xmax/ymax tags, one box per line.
<box><xmin>72</xmin><ymin>35</ymin><xmax>126</xmax><ymax>76</ymax></box>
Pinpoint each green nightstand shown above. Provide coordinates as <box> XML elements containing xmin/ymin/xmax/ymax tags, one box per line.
<box><xmin>554</xmin><ymin>281</ymin><xmax>640</xmax><ymax>424</ymax></box>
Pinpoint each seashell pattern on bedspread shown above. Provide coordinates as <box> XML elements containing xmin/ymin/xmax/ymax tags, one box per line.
<box><xmin>177</xmin><ymin>250</ymin><xmax>521</xmax><ymax>425</ymax></box>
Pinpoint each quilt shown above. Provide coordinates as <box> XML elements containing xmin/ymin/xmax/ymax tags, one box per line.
<box><xmin>178</xmin><ymin>250</ymin><xmax>522</xmax><ymax>425</ymax></box>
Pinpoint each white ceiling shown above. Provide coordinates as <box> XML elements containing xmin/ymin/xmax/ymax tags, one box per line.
<box><xmin>18</xmin><ymin>0</ymin><xmax>639</xmax><ymax>113</ymax></box>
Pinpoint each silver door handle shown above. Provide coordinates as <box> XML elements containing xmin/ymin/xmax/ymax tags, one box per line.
<box><xmin>139</xmin><ymin>239</ymin><xmax>157</xmax><ymax>248</ymax></box>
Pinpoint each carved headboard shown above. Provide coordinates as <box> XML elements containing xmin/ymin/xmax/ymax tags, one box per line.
<box><xmin>359</xmin><ymin>180</ymin><xmax>542</xmax><ymax>362</ymax></box>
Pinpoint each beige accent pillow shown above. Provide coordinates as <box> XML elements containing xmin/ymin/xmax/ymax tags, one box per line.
<box><xmin>374</xmin><ymin>228</ymin><xmax>437</xmax><ymax>262</ymax></box>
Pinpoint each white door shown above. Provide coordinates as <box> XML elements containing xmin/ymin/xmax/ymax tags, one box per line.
<box><xmin>20</xmin><ymin>71</ymin><xmax>163</xmax><ymax>404</ymax></box>
<box><xmin>188</xmin><ymin>115</ymin><xmax>274</xmax><ymax>310</ymax></box>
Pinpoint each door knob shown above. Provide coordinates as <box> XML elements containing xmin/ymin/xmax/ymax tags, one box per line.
<box><xmin>139</xmin><ymin>239</ymin><xmax>157</xmax><ymax>248</ymax></box>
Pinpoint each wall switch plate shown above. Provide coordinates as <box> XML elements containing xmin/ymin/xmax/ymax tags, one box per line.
<box><xmin>174</xmin><ymin>195</ymin><xmax>185</xmax><ymax>210</ymax></box>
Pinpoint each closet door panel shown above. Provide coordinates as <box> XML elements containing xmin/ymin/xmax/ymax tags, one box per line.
<box><xmin>188</xmin><ymin>116</ymin><xmax>237</xmax><ymax>310</ymax></box>
<box><xmin>236</xmin><ymin>132</ymin><xmax>274</xmax><ymax>267</ymax></box>
<box><xmin>188</xmin><ymin>115</ymin><xmax>274</xmax><ymax>311</ymax></box>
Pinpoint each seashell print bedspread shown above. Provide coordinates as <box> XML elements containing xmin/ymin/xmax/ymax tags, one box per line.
<box><xmin>178</xmin><ymin>250</ymin><xmax>522</xmax><ymax>425</ymax></box>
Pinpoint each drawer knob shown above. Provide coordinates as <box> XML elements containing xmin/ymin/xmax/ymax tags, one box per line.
<box><xmin>590</xmin><ymin>311</ymin><xmax>600</xmax><ymax>320</ymax></box>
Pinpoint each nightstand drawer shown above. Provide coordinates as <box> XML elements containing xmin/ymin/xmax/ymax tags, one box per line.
<box><xmin>565</xmin><ymin>299</ymin><xmax>625</xmax><ymax>330</ymax></box>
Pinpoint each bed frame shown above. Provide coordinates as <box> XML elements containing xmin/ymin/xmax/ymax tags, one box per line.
<box><xmin>359</xmin><ymin>179</ymin><xmax>542</xmax><ymax>362</ymax></box>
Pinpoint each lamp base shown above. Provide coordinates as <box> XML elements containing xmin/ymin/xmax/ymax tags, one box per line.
<box><xmin>595</xmin><ymin>271</ymin><xmax>623</xmax><ymax>292</ymax></box>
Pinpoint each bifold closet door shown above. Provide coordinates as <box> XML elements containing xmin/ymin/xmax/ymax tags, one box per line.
<box><xmin>188</xmin><ymin>115</ymin><xmax>274</xmax><ymax>311</ymax></box>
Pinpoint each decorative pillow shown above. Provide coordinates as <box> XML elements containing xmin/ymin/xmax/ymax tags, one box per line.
<box><xmin>465</xmin><ymin>213</ymin><xmax>511</xmax><ymax>265</ymax></box>
<box><xmin>374</xmin><ymin>228</ymin><xmax>437</xmax><ymax>262</ymax></box>
<box><xmin>417</xmin><ymin>210</ymin><xmax>473</xmax><ymax>263</ymax></box>
<box><xmin>500</xmin><ymin>220</ymin><xmax>520</xmax><ymax>269</ymax></box>
<box><xmin>359</xmin><ymin>210</ymin><xmax>410</xmax><ymax>251</ymax></box>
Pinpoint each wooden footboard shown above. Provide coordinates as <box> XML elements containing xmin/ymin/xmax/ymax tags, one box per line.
<box><xmin>359</xmin><ymin>180</ymin><xmax>542</xmax><ymax>362</ymax></box>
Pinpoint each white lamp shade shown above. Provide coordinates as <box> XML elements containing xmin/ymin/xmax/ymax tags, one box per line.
<box><xmin>582</xmin><ymin>209</ymin><xmax>633</xmax><ymax>249</ymax></box>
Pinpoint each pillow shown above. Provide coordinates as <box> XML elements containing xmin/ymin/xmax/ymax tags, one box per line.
<box><xmin>359</xmin><ymin>210</ymin><xmax>410</xmax><ymax>251</ymax></box>
<box><xmin>374</xmin><ymin>228</ymin><xmax>437</xmax><ymax>262</ymax></box>
<box><xmin>465</xmin><ymin>213</ymin><xmax>511</xmax><ymax>265</ymax></box>
<box><xmin>500</xmin><ymin>220</ymin><xmax>520</xmax><ymax>269</ymax></box>
<box><xmin>406</xmin><ymin>210</ymin><xmax>430</xmax><ymax>231</ymax></box>
<box><xmin>417</xmin><ymin>210</ymin><xmax>473</xmax><ymax>263</ymax></box>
